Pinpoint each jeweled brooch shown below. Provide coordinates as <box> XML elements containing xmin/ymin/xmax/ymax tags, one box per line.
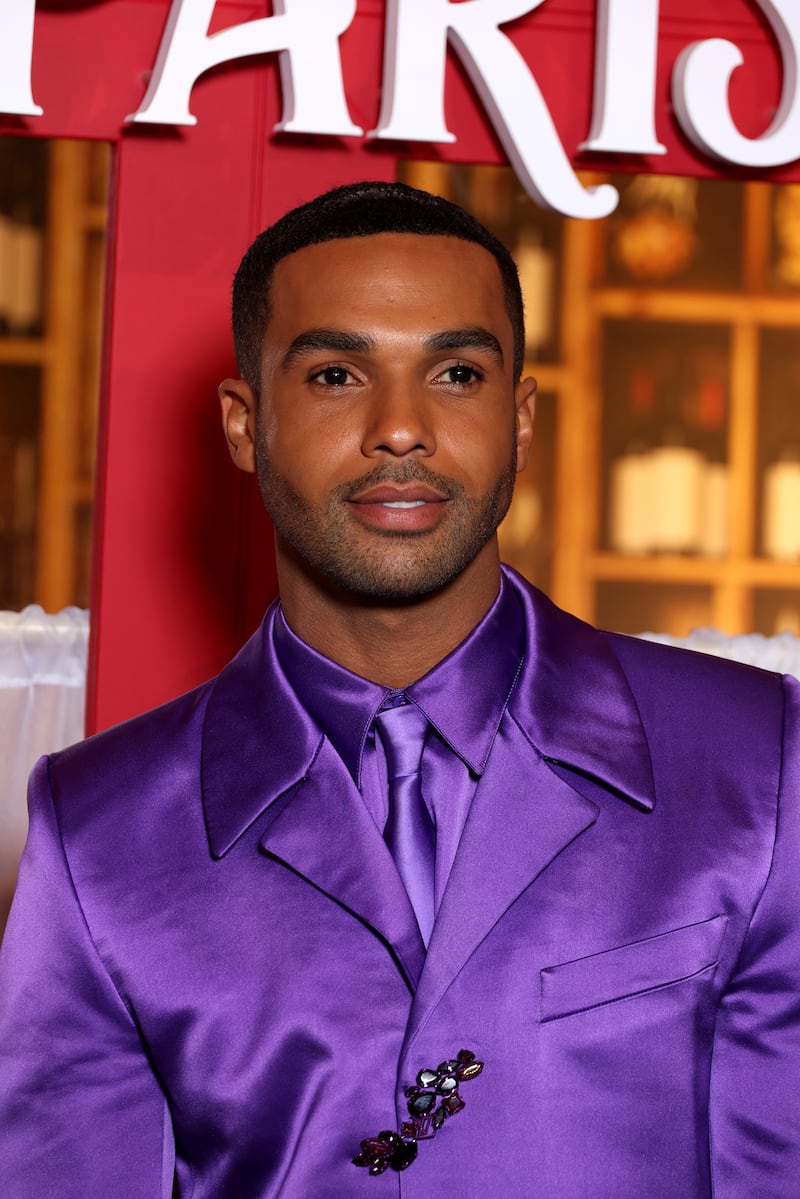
<box><xmin>352</xmin><ymin>1048</ymin><xmax>484</xmax><ymax>1175</ymax></box>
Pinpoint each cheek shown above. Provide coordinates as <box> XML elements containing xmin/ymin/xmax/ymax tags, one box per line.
<box><xmin>265</xmin><ymin>421</ymin><xmax>363</xmax><ymax>494</ymax></box>
<box><xmin>440</xmin><ymin>423</ymin><xmax>515</xmax><ymax>472</ymax></box>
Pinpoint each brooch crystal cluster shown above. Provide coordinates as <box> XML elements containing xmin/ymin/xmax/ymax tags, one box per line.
<box><xmin>352</xmin><ymin>1048</ymin><xmax>484</xmax><ymax>1175</ymax></box>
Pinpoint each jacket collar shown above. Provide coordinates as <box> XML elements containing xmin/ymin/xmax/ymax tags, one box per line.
<box><xmin>271</xmin><ymin>572</ymin><xmax>525</xmax><ymax>784</ymax></box>
<box><xmin>201</xmin><ymin>605</ymin><xmax>322</xmax><ymax>859</ymax></box>
<box><xmin>201</xmin><ymin>572</ymin><xmax>656</xmax><ymax>861</ymax></box>
<box><xmin>504</xmin><ymin>567</ymin><xmax>655</xmax><ymax>812</ymax></box>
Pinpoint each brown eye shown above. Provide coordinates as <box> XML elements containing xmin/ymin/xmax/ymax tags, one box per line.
<box><xmin>313</xmin><ymin>365</ymin><xmax>352</xmax><ymax>386</ymax></box>
<box><xmin>441</xmin><ymin>364</ymin><xmax>481</xmax><ymax>385</ymax></box>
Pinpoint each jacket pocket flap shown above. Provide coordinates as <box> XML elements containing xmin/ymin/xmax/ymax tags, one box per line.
<box><xmin>540</xmin><ymin>914</ymin><xmax>727</xmax><ymax>1023</ymax></box>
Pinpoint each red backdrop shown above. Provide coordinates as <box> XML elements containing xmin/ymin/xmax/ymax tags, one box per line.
<box><xmin>5</xmin><ymin>0</ymin><xmax>794</xmax><ymax>730</ymax></box>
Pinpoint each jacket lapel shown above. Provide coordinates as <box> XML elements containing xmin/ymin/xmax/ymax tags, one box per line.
<box><xmin>259</xmin><ymin>740</ymin><xmax>426</xmax><ymax>989</ymax></box>
<box><xmin>406</xmin><ymin>717</ymin><xmax>599</xmax><ymax>1051</ymax></box>
<box><xmin>200</xmin><ymin>606</ymin><xmax>425</xmax><ymax>989</ymax></box>
<box><xmin>201</xmin><ymin>578</ymin><xmax>656</xmax><ymax>1015</ymax></box>
<box><xmin>507</xmin><ymin>570</ymin><xmax>656</xmax><ymax>811</ymax></box>
<box><xmin>405</xmin><ymin>571</ymin><xmax>657</xmax><ymax>1047</ymax></box>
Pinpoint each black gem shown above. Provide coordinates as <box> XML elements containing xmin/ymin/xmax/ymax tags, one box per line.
<box><xmin>390</xmin><ymin>1140</ymin><xmax>418</xmax><ymax>1172</ymax></box>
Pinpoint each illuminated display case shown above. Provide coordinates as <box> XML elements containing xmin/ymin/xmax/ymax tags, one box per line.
<box><xmin>402</xmin><ymin>162</ymin><xmax>800</xmax><ymax>638</ymax></box>
<box><xmin>0</xmin><ymin>138</ymin><xmax>108</xmax><ymax>613</ymax></box>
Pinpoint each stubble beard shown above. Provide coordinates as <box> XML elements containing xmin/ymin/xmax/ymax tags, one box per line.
<box><xmin>254</xmin><ymin>432</ymin><xmax>518</xmax><ymax>604</ymax></box>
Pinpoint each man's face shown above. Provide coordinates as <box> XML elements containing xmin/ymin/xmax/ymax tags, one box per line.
<box><xmin>226</xmin><ymin>232</ymin><xmax>535</xmax><ymax>603</ymax></box>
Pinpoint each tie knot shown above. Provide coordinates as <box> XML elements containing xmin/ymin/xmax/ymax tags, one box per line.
<box><xmin>375</xmin><ymin>703</ymin><xmax>428</xmax><ymax>782</ymax></box>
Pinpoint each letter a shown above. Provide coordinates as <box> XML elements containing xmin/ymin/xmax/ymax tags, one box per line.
<box><xmin>129</xmin><ymin>0</ymin><xmax>361</xmax><ymax>137</ymax></box>
<box><xmin>371</xmin><ymin>0</ymin><xmax>617</xmax><ymax>219</ymax></box>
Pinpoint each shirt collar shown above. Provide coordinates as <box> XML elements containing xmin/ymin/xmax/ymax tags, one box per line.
<box><xmin>273</xmin><ymin>571</ymin><xmax>526</xmax><ymax>783</ymax></box>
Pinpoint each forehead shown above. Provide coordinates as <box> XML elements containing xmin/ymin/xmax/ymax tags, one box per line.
<box><xmin>266</xmin><ymin>232</ymin><xmax>511</xmax><ymax>346</ymax></box>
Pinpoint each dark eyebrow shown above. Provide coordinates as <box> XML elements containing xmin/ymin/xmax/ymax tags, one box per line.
<box><xmin>280</xmin><ymin>326</ymin><xmax>505</xmax><ymax>368</ymax></box>
<box><xmin>422</xmin><ymin>328</ymin><xmax>505</xmax><ymax>364</ymax></box>
<box><xmin>282</xmin><ymin>329</ymin><xmax>376</xmax><ymax>367</ymax></box>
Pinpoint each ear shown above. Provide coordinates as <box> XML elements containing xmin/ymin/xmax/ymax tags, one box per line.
<box><xmin>514</xmin><ymin>375</ymin><xmax>537</xmax><ymax>473</ymax></box>
<box><xmin>219</xmin><ymin>378</ymin><xmax>257</xmax><ymax>474</ymax></box>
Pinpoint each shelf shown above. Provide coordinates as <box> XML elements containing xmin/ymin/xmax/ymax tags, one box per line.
<box><xmin>594</xmin><ymin>287</ymin><xmax>800</xmax><ymax>328</ymax></box>
<box><xmin>0</xmin><ymin>338</ymin><xmax>51</xmax><ymax>365</ymax></box>
<box><xmin>0</xmin><ymin>138</ymin><xmax>109</xmax><ymax>612</ymax></box>
<box><xmin>588</xmin><ymin>553</ymin><xmax>800</xmax><ymax>588</ymax></box>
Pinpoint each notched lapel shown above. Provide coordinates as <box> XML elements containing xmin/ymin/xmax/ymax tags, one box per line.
<box><xmin>201</xmin><ymin>612</ymin><xmax>321</xmax><ymax>858</ymax></box>
<box><xmin>200</xmin><ymin>608</ymin><xmax>425</xmax><ymax>988</ymax></box>
<box><xmin>507</xmin><ymin>570</ymin><xmax>656</xmax><ymax>812</ymax></box>
<box><xmin>261</xmin><ymin>739</ymin><xmax>426</xmax><ymax>990</ymax></box>
<box><xmin>406</xmin><ymin>718</ymin><xmax>599</xmax><ymax>1049</ymax></box>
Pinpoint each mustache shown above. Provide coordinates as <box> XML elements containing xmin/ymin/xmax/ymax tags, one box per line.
<box><xmin>337</xmin><ymin>461</ymin><xmax>465</xmax><ymax>502</ymax></box>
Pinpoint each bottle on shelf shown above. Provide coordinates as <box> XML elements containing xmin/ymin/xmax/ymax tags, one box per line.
<box><xmin>5</xmin><ymin>208</ymin><xmax>44</xmax><ymax>336</ymax></box>
<box><xmin>763</xmin><ymin>446</ymin><xmax>800</xmax><ymax>561</ymax></box>
<box><xmin>609</xmin><ymin>352</ymin><xmax>730</xmax><ymax>558</ymax></box>
<box><xmin>651</xmin><ymin>421</ymin><xmax>704</xmax><ymax>555</ymax></box>
<box><xmin>689</xmin><ymin>367</ymin><xmax>729</xmax><ymax>558</ymax></box>
<box><xmin>700</xmin><ymin>459</ymin><xmax>729</xmax><ymax>558</ymax></box>
<box><xmin>0</xmin><ymin>143</ymin><xmax>46</xmax><ymax>337</ymax></box>
<box><xmin>608</xmin><ymin>368</ymin><xmax>657</xmax><ymax>554</ymax></box>
<box><xmin>515</xmin><ymin>228</ymin><xmax>555</xmax><ymax>361</ymax></box>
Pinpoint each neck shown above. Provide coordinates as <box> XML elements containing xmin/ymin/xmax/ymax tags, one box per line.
<box><xmin>276</xmin><ymin>543</ymin><xmax>502</xmax><ymax>687</ymax></box>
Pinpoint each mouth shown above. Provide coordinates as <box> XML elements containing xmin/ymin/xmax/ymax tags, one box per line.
<box><xmin>350</xmin><ymin>484</ymin><xmax>448</xmax><ymax>505</ymax></box>
<box><xmin>348</xmin><ymin>484</ymin><xmax>450</xmax><ymax>531</ymax></box>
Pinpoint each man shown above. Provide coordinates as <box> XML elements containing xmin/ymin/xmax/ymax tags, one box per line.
<box><xmin>0</xmin><ymin>182</ymin><xmax>798</xmax><ymax>1197</ymax></box>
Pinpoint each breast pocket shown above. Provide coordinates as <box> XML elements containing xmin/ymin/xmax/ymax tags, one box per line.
<box><xmin>539</xmin><ymin>914</ymin><xmax>727</xmax><ymax>1023</ymax></box>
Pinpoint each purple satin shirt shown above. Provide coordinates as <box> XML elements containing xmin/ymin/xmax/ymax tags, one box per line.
<box><xmin>274</xmin><ymin>575</ymin><xmax>525</xmax><ymax>912</ymax></box>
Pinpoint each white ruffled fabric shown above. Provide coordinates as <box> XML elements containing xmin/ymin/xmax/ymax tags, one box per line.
<box><xmin>0</xmin><ymin>607</ymin><xmax>88</xmax><ymax>878</ymax></box>
<box><xmin>640</xmin><ymin>628</ymin><xmax>800</xmax><ymax>680</ymax></box>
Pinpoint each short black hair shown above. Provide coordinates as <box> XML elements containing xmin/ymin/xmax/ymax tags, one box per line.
<box><xmin>232</xmin><ymin>180</ymin><xmax>525</xmax><ymax>390</ymax></box>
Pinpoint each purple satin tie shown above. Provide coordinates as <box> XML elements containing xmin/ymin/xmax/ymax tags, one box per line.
<box><xmin>376</xmin><ymin>702</ymin><xmax>435</xmax><ymax>945</ymax></box>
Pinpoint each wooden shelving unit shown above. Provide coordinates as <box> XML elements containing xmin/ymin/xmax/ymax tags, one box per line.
<box><xmin>573</xmin><ymin>179</ymin><xmax>800</xmax><ymax>636</ymax></box>
<box><xmin>401</xmin><ymin>162</ymin><xmax>800</xmax><ymax>638</ymax></box>
<box><xmin>0</xmin><ymin>138</ymin><xmax>109</xmax><ymax>613</ymax></box>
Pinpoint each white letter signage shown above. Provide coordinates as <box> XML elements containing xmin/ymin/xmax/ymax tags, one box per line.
<box><xmin>129</xmin><ymin>0</ymin><xmax>362</xmax><ymax>136</ymax></box>
<box><xmin>581</xmin><ymin>0</ymin><xmax>665</xmax><ymax>156</ymax></box>
<box><xmin>673</xmin><ymin>0</ymin><xmax>800</xmax><ymax>167</ymax></box>
<box><xmin>0</xmin><ymin>0</ymin><xmax>43</xmax><ymax>116</ymax></box>
<box><xmin>371</xmin><ymin>0</ymin><xmax>618</xmax><ymax>219</ymax></box>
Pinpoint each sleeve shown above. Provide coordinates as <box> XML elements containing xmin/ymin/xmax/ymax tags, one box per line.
<box><xmin>709</xmin><ymin>674</ymin><xmax>800</xmax><ymax>1197</ymax></box>
<box><xmin>0</xmin><ymin>757</ymin><xmax>175</xmax><ymax>1198</ymax></box>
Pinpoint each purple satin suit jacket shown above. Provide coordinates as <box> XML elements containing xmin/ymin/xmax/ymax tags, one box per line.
<box><xmin>1</xmin><ymin>572</ymin><xmax>799</xmax><ymax>1196</ymax></box>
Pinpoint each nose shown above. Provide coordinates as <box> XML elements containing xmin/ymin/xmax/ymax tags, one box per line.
<box><xmin>361</xmin><ymin>378</ymin><xmax>435</xmax><ymax>459</ymax></box>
